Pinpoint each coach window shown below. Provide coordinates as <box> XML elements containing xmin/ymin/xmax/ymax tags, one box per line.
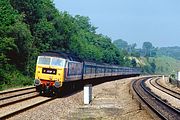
<box><xmin>92</xmin><ymin>67</ymin><xmax>95</xmax><ymax>73</ymax></box>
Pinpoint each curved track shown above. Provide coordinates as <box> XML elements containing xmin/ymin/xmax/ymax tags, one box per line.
<box><xmin>156</xmin><ymin>79</ymin><xmax>180</xmax><ymax>95</ymax></box>
<box><xmin>149</xmin><ymin>78</ymin><xmax>180</xmax><ymax>100</ymax></box>
<box><xmin>131</xmin><ymin>77</ymin><xmax>180</xmax><ymax>120</ymax></box>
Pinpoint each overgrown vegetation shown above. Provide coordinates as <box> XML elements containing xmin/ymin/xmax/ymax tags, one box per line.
<box><xmin>0</xmin><ymin>0</ymin><xmax>133</xmax><ymax>90</ymax></box>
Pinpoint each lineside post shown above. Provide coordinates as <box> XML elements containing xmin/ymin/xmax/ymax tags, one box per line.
<box><xmin>162</xmin><ymin>75</ymin><xmax>165</xmax><ymax>81</ymax></box>
<box><xmin>84</xmin><ymin>84</ymin><xmax>92</xmax><ymax>105</ymax></box>
<box><xmin>177</xmin><ymin>71</ymin><xmax>180</xmax><ymax>87</ymax></box>
<box><xmin>177</xmin><ymin>71</ymin><xmax>180</xmax><ymax>81</ymax></box>
<box><xmin>162</xmin><ymin>75</ymin><xmax>164</xmax><ymax>80</ymax></box>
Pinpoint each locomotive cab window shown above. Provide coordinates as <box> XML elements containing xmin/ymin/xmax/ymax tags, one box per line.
<box><xmin>37</xmin><ymin>56</ymin><xmax>51</xmax><ymax>65</ymax></box>
<box><xmin>51</xmin><ymin>57</ymin><xmax>65</xmax><ymax>67</ymax></box>
<box><xmin>37</xmin><ymin>56</ymin><xmax>65</xmax><ymax>67</ymax></box>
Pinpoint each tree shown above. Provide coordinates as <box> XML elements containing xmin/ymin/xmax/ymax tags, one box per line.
<box><xmin>113</xmin><ymin>39</ymin><xmax>128</xmax><ymax>50</ymax></box>
<box><xmin>142</xmin><ymin>42</ymin><xmax>153</xmax><ymax>57</ymax></box>
<box><xmin>150</xmin><ymin>62</ymin><xmax>156</xmax><ymax>73</ymax></box>
<box><xmin>0</xmin><ymin>0</ymin><xmax>133</xmax><ymax>90</ymax></box>
<box><xmin>131</xmin><ymin>59</ymin><xmax>137</xmax><ymax>67</ymax></box>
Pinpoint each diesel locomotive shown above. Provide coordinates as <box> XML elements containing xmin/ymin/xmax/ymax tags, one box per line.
<box><xmin>34</xmin><ymin>51</ymin><xmax>141</xmax><ymax>95</ymax></box>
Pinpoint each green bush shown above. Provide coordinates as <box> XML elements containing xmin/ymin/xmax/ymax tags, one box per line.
<box><xmin>0</xmin><ymin>67</ymin><xmax>33</xmax><ymax>91</ymax></box>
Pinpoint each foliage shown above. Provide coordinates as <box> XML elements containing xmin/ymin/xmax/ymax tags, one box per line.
<box><xmin>157</xmin><ymin>46</ymin><xmax>180</xmax><ymax>60</ymax></box>
<box><xmin>113</xmin><ymin>39</ymin><xmax>128</xmax><ymax>50</ymax></box>
<box><xmin>170</xmin><ymin>74</ymin><xmax>176</xmax><ymax>79</ymax></box>
<box><xmin>131</xmin><ymin>59</ymin><xmax>137</xmax><ymax>67</ymax></box>
<box><xmin>0</xmin><ymin>66</ymin><xmax>33</xmax><ymax>91</ymax></box>
<box><xmin>113</xmin><ymin>39</ymin><xmax>140</xmax><ymax>58</ymax></box>
<box><xmin>0</xmin><ymin>0</ymin><xmax>131</xmax><ymax>90</ymax></box>
<box><xmin>2</xmin><ymin>0</ymin><xmax>180</xmax><ymax>89</ymax></box>
<box><xmin>141</xmin><ymin>41</ymin><xmax>158</xmax><ymax>57</ymax></box>
<box><xmin>139</xmin><ymin>56</ymin><xmax>180</xmax><ymax>75</ymax></box>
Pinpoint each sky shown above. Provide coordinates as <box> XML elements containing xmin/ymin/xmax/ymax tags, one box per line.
<box><xmin>54</xmin><ymin>0</ymin><xmax>180</xmax><ymax>48</ymax></box>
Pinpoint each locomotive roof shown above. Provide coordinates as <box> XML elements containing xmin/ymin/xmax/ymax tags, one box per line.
<box><xmin>39</xmin><ymin>51</ymin><xmax>83</xmax><ymax>62</ymax></box>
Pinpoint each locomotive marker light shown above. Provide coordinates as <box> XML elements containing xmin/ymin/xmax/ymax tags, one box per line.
<box><xmin>84</xmin><ymin>84</ymin><xmax>92</xmax><ymax>105</ymax></box>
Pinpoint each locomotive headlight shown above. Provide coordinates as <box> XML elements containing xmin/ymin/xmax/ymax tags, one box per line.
<box><xmin>34</xmin><ymin>79</ymin><xmax>41</xmax><ymax>86</ymax></box>
<box><xmin>54</xmin><ymin>81</ymin><xmax>61</xmax><ymax>88</ymax></box>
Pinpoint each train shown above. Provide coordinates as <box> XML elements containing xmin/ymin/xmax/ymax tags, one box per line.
<box><xmin>34</xmin><ymin>51</ymin><xmax>141</xmax><ymax>95</ymax></box>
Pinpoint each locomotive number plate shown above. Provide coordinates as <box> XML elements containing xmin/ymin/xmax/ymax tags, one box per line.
<box><xmin>42</xmin><ymin>68</ymin><xmax>57</xmax><ymax>75</ymax></box>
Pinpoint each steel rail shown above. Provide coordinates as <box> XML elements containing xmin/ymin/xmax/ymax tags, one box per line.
<box><xmin>132</xmin><ymin>77</ymin><xmax>180</xmax><ymax>120</ymax></box>
<box><xmin>149</xmin><ymin>78</ymin><xmax>180</xmax><ymax>100</ymax></box>
<box><xmin>0</xmin><ymin>94</ymin><xmax>39</xmax><ymax>108</ymax></box>
<box><xmin>0</xmin><ymin>90</ymin><xmax>36</xmax><ymax>101</ymax></box>
<box><xmin>132</xmin><ymin>78</ymin><xmax>166</xmax><ymax>120</ymax></box>
<box><xmin>155</xmin><ymin>78</ymin><xmax>180</xmax><ymax>97</ymax></box>
<box><xmin>0</xmin><ymin>86</ymin><xmax>35</xmax><ymax>95</ymax></box>
<box><xmin>0</xmin><ymin>97</ymin><xmax>56</xmax><ymax>119</ymax></box>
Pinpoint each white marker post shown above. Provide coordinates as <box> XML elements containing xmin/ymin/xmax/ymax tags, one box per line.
<box><xmin>162</xmin><ymin>75</ymin><xmax>165</xmax><ymax>80</ymax></box>
<box><xmin>84</xmin><ymin>84</ymin><xmax>92</xmax><ymax>105</ymax></box>
<box><xmin>177</xmin><ymin>71</ymin><xmax>180</xmax><ymax>81</ymax></box>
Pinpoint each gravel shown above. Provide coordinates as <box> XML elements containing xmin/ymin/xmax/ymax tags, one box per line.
<box><xmin>7</xmin><ymin>77</ymin><xmax>153</xmax><ymax>120</ymax></box>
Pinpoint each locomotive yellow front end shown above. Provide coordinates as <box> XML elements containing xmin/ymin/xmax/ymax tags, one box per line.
<box><xmin>34</xmin><ymin>54</ymin><xmax>66</xmax><ymax>95</ymax></box>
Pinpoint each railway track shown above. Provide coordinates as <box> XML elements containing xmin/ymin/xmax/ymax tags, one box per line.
<box><xmin>149</xmin><ymin>78</ymin><xmax>180</xmax><ymax>100</ymax></box>
<box><xmin>0</xmin><ymin>83</ymin><xmax>83</xmax><ymax>119</ymax></box>
<box><xmin>0</xmin><ymin>88</ymin><xmax>54</xmax><ymax>119</ymax></box>
<box><xmin>0</xmin><ymin>86</ymin><xmax>56</xmax><ymax>119</ymax></box>
<box><xmin>0</xmin><ymin>96</ymin><xmax>56</xmax><ymax>119</ymax></box>
<box><xmin>0</xmin><ymin>81</ymin><xmax>88</xmax><ymax>119</ymax></box>
<box><xmin>156</xmin><ymin>78</ymin><xmax>180</xmax><ymax>97</ymax></box>
<box><xmin>0</xmin><ymin>86</ymin><xmax>38</xmax><ymax>107</ymax></box>
<box><xmin>0</xmin><ymin>86</ymin><xmax>35</xmax><ymax>95</ymax></box>
<box><xmin>0</xmin><ymin>86</ymin><xmax>36</xmax><ymax>100</ymax></box>
<box><xmin>131</xmin><ymin>77</ymin><xmax>180</xmax><ymax>120</ymax></box>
